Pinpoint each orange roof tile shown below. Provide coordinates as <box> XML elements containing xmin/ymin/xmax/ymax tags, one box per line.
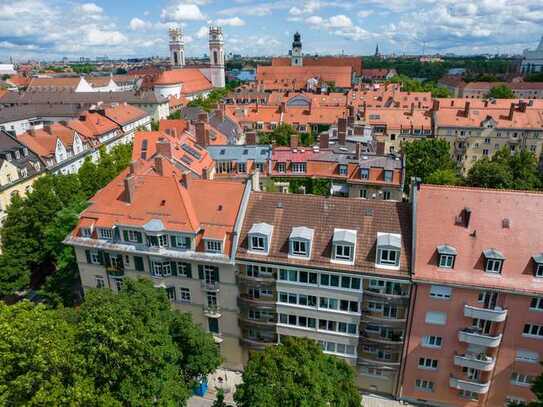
<box><xmin>154</xmin><ymin>69</ymin><xmax>213</xmax><ymax>95</ymax></box>
<box><xmin>271</xmin><ymin>56</ymin><xmax>363</xmax><ymax>75</ymax></box>
<box><xmin>102</xmin><ymin>103</ymin><xmax>148</xmax><ymax>126</ymax></box>
<box><xmin>257</xmin><ymin>66</ymin><xmax>352</xmax><ymax>90</ymax></box>
<box><xmin>17</xmin><ymin>123</ymin><xmax>78</xmax><ymax>159</ymax></box>
<box><xmin>365</xmin><ymin>108</ymin><xmax>431</xmax><ymax>130</ymax></box>
<box><xmin>66</xmin><ymin>111</ymin><xmax>119</xmax><ymax>140</ymax></box>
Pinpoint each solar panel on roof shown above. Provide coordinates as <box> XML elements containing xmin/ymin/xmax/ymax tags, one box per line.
<box><xmin>180</xmin><ymin>155</ymin><xmax>193</xmax><ymax>164</ymax></box>
<box><xmin>181</xmin><ymin>143</ymin><xmax>201</xmax><ymax>160</ymax></box>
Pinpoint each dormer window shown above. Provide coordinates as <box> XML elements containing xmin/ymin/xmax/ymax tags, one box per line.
<box><xmin>533</xmin><ymin>254</ymin><xmax>543</xmax><ymax>277</ymax></box>
<box><xmin>80</xmin><ymin>228</ymin><xmax>92</xmax><ymax>237</ymax></box>
<box><xmin>206</xmin><ymin>240</ymin><xmax>222</xmax><ymax>253</ymax></box>
<box><xmin>332</xmin><ymin>228</ymin><xmax>356</xmax><ymax>263</ymax></box>
<box><xmin>360</xmin><ymin>168</ymin><xmax>369</xmax><ymax>179</ymax></box>
<box><xmin>339</xmin><ymin>165</ymin><xmax>348</xmax><ymax>176</ymax></box>
<box><xmin>376</xmin><ymin>232</ymin><xmax>401</xmax><ymax>268</ymax></box>
<box><xmin>289</xmin><ymin>226</ymin><xmax>314</xmax><ymax>258</ymax></box>
<box><xmin>98</xmin><ymin>228</ymin><xmax>112</xmax><ymax>240</ymax></box>
<box><xmin>483</xmin><ymin>249</ymin><xmax>505</xmax><ymax>274</ymax></box>
<box><xmin>277</xmin><ymin>162</ymin><xmax>286</xmax><ymax>173</ymax></box>
<box><xmin>437</xmin><ymin>244</ymin><xmax>457</xmax><ymax>269</ymax></box>
<box><xmin>384</xmin><ymin>170</ymin><xmax>393</xmax><ymax>183</ymax></box>
<box><xmin>248</xmin><ymin>223</ymin><xmax>273</xmax><ymax>255</ymax></box>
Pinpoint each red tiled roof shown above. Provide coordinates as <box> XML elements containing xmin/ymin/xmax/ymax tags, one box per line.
<box><xmin>364</xmin><ymin>108</ymin><xmax>431</xmax><ymax>130</ymax></box>
<box><xmin>67</xmin><ymin>112</ymin><xmax>119</xmax><ymax>141</ymax></box>
<box><xmin>17</xmin><ymin>123</ymin><xmax>78</xmax><ymax>158</ymax></box>
<box><xmin>271</xmin><ymin>56</ymin><xmax>363</xmax><ymax>75</ymax></box>
<box><xmin>257</xmin><ymin>66</ymin><xmax>352</xmax><ymax>90</ymax></box>
<box><xmin>154</xmin><ymin>69</ymin><xmax>213</xmax><ymax>95</ymax></box>
<box><xmin>102</xmin><ymin>103</ymin><xmax>148</xmax><ymax>126</ymax></box>
<box><xmin>414</xmin><ymin>184</ymin><xmax>543</xmax><ymax>295</ymax></box>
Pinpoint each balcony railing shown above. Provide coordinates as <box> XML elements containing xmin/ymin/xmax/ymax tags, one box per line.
<box><xmin>106</xmin><ymin>266</ymin><xmax>124</xmax><ymax>276</ymax></box>
<box><xmin>458</xmin><ymin>328</ymin><xmax>502</xmax><ymax>348</ymax></box>
<box><xmin>449</xmin><ymin>377</ymin><xmax>490</xmax><ymax>394</ymax></box>
<box><xmin>464</xmin><ymin>304</ymin><xmax>507</xmax><ymax>322</ymax></box>
<box><xmin>361</xmin><ymin>330</ymin><xmax>404</xmax><ymax>346</ymax></box>
<box><xmin>237</xmin><ymin>296</ymin><xmax>275</xmax><ymax>308</ymax></box>
<box><xmin>362</xmin><ymin>310</ymin><xmax>407</xmax><ymax>324</ymax></box>
<box><xmin>201</xmin><ymin>280</ymin><xmax>220</xmax><ymax>291</ymax></box>
<box><xmin>454</xmin><ymin>354</ymin><xmax>495</xmax><ymax>371</ymax></box>
<box><xmin>240</xmin><ymin>336</ymin><xmax>277</xmax><ymax>349</ymax></box>
<box><xmin>239</xmin><ymin>316</ymin><xmax>277</xmax><ymax>326</ymax></box>
<box><xmin>203</xmin><ymin>305</ymin><xmax>222</xmax><ymax>318</ymax></box>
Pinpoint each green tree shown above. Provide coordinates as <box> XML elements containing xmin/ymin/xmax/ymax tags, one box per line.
<box><xmin>466</xmin><ymin>158</ymin><xmax>513</xmax><ymax>189</ymax></box>
<box><xmin>212</xmin><ymin>388</ymin><xmax>227</xmax><ymax>407</ymax></box>
<box><xmin>234</xmin><ymin>336</ymin><xmax>361</xmax><ymax>407</ymax></box>
<box><xmin>258</xmin><ymin>124</ymin><xmax>297</xmax><ymax>146</ymax></box>
<box><xmin>77</xmin><ymin>157</ymin><xmax>101</xmax><ymax>198</ymax></box>
<box><xmin>487</xmin><ymin>85</ymin><xmax>514</xmax><ymax>99</ymax></box>
<box><xmin>403</xmin><ymin>138</ymin><xmax>457</xmax><ymax>188</ymax></box>
<box><xmin>530</xmin><ymin>365</ymin><xmax>543</xmax><ymax>406</ymax></box>
<box><xmin>426</xmin><ymin>168</ymin><xmax>462</xmax><ymax>186</ymax></box>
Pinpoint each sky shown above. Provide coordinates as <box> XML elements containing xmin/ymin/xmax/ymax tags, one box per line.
<box><xmin>1</xmin><ymin>0</ymin><xmax>543</xmax><ymax>61</ymax></box>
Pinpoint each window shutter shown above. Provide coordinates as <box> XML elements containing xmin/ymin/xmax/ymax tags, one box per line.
<box><xmin>198</xmin><ymin>265</ymin><xmax>204</xmax><ymax>280</ymax></box>
<box><xmin>185</xmin><ymin>237</ymin><xmax>191</xmax><ymax>249</ymax></box>
<box><xmin>171</xmin><ymin>261</ymin><xmax>177</xmax><ymax>276</ymax></box>
<box><xmin>97</xmin><ymin>251</ymin><xmax>104</xmax><ymax>265</ymax></box>
<box><xmin>136</xmin><ymin>231</ymin><xmax>143</xmax><ymax>244</ymax></box>
<box><xmin>104</xmin><ymin>252</ymin><xmax>110</xmax><ymax>267</ymax></box>
<box><xmin>186</xmin><ymin>263</ymin><xmax>192</xmax><ymax>278</ymax></box>
<box><xmin>134</xmin><ymin>256</ymin><xmax>143</xmax><ymax>271</ymax></box>
<box><xmin>123</xmin><ymin>230</ymin><xmax>129</xmax><ymax>241</ymax></box>
<box><xmin>170</xmin><ymin>235</ymin><xmax>177</xmax><ymax>247</ymax></box>
<box><xmin>85</xmin><ymin>250</ymin><xmax>91</xmax><ymax>263</ymax></box>
<box><xmin>213</xmin><ymin>268</ymin><xmax>220</xmax><ymax>282</ymax></box>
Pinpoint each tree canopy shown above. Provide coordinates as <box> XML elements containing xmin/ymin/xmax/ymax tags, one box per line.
<box><xmin>388</xmin><ymin>75</ymin><xmax>451</xmax><ymax>97</ymax></box>
<box><xmin>0</xmin><ymin>143</ymin><xmax>133</xmax><ymax>305</ymax></box>
<box><xmin>530</xmin><ymin>366</ymin><xmax>543</xmax><ymax>406</ymax></box>
<box><xmin>487</xmin><ymin>84</ymin><xmax>514</xmax><ymax>99</ymax></box>
<box><xmin>234</xmin><ymin>336</ymin><xmax>361</xmax><ymax>407</ymax></box>
<box><xmin>258</xmin><ymin>123</ymin><xmax>297</xmax><ymax>146</ymax></box>
<box><xmin>0</xmin><ymin>279</ymin><xmax>220</xmax><ymax>405</ymax></box>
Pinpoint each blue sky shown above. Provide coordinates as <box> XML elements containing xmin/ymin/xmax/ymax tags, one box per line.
<box><xmin>1</xmin><ymin>0</ymin><xmax>543</xmax><ymax>61</ymax></box>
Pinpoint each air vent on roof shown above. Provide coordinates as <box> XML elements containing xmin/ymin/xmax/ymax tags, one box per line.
<box><xmin>277</xmin><ymin>202</ymin><xmax>283</xmax><ymax>208</ymax></box>
<box><xmin>502</xmin><ymin>218</ymin><xmax>510</xmax><ymax>228</ymax></box>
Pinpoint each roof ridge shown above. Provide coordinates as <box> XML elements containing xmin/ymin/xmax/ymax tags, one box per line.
<box><xmin>421</xmin><ymin>183</ymin><xmax>543</xmax><ymax>196</ymax></box>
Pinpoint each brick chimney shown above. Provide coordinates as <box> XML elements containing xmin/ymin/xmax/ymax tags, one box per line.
<box><xmin>464</xmin><ymin>101</ymin><xmax>470</xmax><ymax>117</ymax></box>
<box><xmin>319</xmin><ymin>133</ymin><xmax>329</xmax><ymax>149</ymax></box>
<box><xmin>290</xmin><ymin>134</ymin><xmax>299</xmax><ymax>148</ymax></box>
<box><xmin>156</xmin><ymin>138</ymin><xmax>172</xmax><ymax>158</ymax></box>
<box><xmin>197</xmin><ymin>112</ymin><xmax>208</xmax><ymax>123</ymax></box>
<box><xmin>338</xmin><ymin>117</ymin><xmax>347</xmax><ymax>145</ymax></box>
<box><xmin>508</xmin><ymin>103</ymin><xmax>515</xmax><ymax>120</ymax></box>
<box><xmin>195</xmin><ymin>122</ymin><xmax>208</xmax><ymax>147</ymax></box>
<box><xmin>181</xmin><ymin>172</ymin><xmax>191</xmax><ymax>189</ymax></box>
<box><xmin>279</xmin><ymin>102</ymin><xmax>286</xmax><ymax>113</ymax></box>
<box><xmin>124</xmin><ymin>175</ymin><xmax>136</xmax><ymax>203</ymax></box>
<box><xmin>154</xmin><ymin>156</ymin><xmax>164</xmax><ymax>176</ymax></box>
<box><xmin>129</xmin><ymin>160</ymin><xmax>142</xmax><ymax>175</ymax></box>
<box><xmin>202</xmin><ymin>167</ymin><xmax>209</xmax><ymax>179</ymax></box>
<box><xmin>519</xmin><ymin>100</ymin><xmax>528</xmax><ymax>113</ymax></box>
<box><xmin>246</xmin><ymin>131</ymin><xmax>256</xmax><ymax>145</ymax></box>
<box><xmin>432</xmin><ymin>99</ymin><xmax>440</xmax><ymax>111</ymax></box>
<box><xmin>410</xmin><ymin>102</ymin><xmax>415</xmax><ymax>116</ymax></box>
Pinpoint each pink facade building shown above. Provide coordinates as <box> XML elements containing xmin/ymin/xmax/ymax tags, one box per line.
<box><xmin>400</xmin><ymin>184</ymin><xmax>543</xmax><ymax>406</ymax></box>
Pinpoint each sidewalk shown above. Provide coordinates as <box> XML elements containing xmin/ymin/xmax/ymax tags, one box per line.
<box><xmin>187</xmin><ymin>368</ymin><xmax>242</xmax><ymax>407</ymax></box>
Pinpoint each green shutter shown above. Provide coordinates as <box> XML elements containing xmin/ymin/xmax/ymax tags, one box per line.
<box><xmin>134</xmin><ymin>256</ymin><xmax>144</xmax><ymax>271</ymax></box>
<box><xmin>104</xmin><ymin>252</ymin><xmax>110</xmax><ymax>267</ymax></box>
<box><xmin>213</xmin><ymin>268</ymin><xmax>219</xmax><ymax>283</ymax></box>
<box><xmin>123</xmin><ymin>230</ymin><xmax>129</xmax><ymax>241</ymax></box>
<box><xmin>135</xmin><ymin>231</ymin><xmax>143</xmax><ymax>244</ymax></box>
<box><xmin>85</xmin><ymin>250</ymin><xmax>91</xmax><ymax>263</ymax></box>
<box><xmin>186</xmin><ymin>263</ymin><xmax>192</xmax><ymax>279</ymax></box>
<box><xmin>171</xmin><ymin>261</ymin><xmax>177</xmax><ymax>276</ymax></box>
<box><xmin>184</xmin><ymin>237</ymin><xmax>191</xmax><ymax>249</ymax></box>
<box><xmin>170</xmin><ymin>235</ymin><xmax>177</xmax><ymax>247</ymax></box>
<box><xmin>198</xmin><ymin>265</ymin><xmax>204</xmax><ymax>280</ymax></box>
<box><xmin>97</xmin><ymin>251</ymin><xmax>104</xmax><ymax>265</ymax></box>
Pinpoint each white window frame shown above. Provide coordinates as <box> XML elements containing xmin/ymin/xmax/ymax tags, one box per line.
<box><xmin>206</xmin><ymin>239</ymin><xmax>222</xmax><ymax>253</ymax></box>
<box><xmin>422</xmin><ymin>335</ymin><xmax>442</xmax><ymax>348</ymax></box>
<box><xmin>515</xmin><ymin>350</ymin><xmax>539</xmax><ymax>364</ymax></box>
<box><xmin>291</xmin><ymin>239</ymin><xmax>308</xmax><ymax>256</ymax></box>
<box><xmin>95</xmin><ymin>275</ymin><xmax>105</xmax><ymax>288</ymax></box>
<box><xmin>250</xmin><ymin>235</ymin><xmax>266</xmax><ymax>251</ymax></box>
<box><xmin>511</xmin><ymin>372</ymin><xmax>534</xmax><ymax>387</ymax></box>
<box><xmin>415</xmin><ymin>379</ymin><xmax>434</xmax><ymax>392</ymax></box>
<box><xmin>127</xmin><ymin>230</ymin><xmax>140</xmax><ymax>242</ymax></box>
<box><xmin>335</xmin><ymin>244</ymin><xmax>352</xmax><ymax>260</ymax></box>
<box><xmin>439</xmin><ymin>254</ymin><xmax>454</xmax><ymax>268</ymax></box>
<box><xmin>429</xmin><ymin>285</ymin><xmax>452</xmax><ymax>300</ymax></box>
<box><xmin>90</xmin><ymin>251</ymin><xmax>101</xmax><ymax>264</ymax></box>
<box><xmin>485</xmin><ymin>258</ymin><xmax>503</xmax><ymax>273</ymax></box>
<box><xmin>99</xmin><ymin>228</ymin><xmax>113</xmax><ymax>240</ymax></box>
<box><xmin>158</xmin><ymin>234</ymin><xmax>168</xmax><ymax>247</ymax></box>
<box><xmin>418</xmin><ymin>357</ymin><xmax>438</xmax><ymax>370</ymax></box>
<box><xmin>339</xmin><ymin>165</ymin><xmax>348</xmax><ymax>176</ymax></box>
<box><xmin>81</xmin><ymin>228</ymin><xmax>92</xmax><ymax>237</ymax></box>
<box><xmin>379</xmin><ymin>249</ymin><xmax>398</xmax><ymax>266</ymax></box>
<box><xmin>179</xmin><ymin>287</ymin><xmax>191</xmax><ymax>303</ymax></box>
<box><xmin>530</xmin><ymin>297</ymin><xmax>543</xmax><ymax>311</ymax></box>
<box><xmin>536</xmin><ymin>263</ymin><xmax>543</xmax><ymax>277</ymax></box>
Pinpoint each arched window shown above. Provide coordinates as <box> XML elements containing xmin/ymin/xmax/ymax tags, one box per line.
<box><xmin>173</xmin><ymin>51</ymin><xmax>179</xmax><ymax>65</ymax></box>
<box><xmin>213</xmin><ymin>50</ymin><xmax>218</xmax><ymax>65</ymax></box>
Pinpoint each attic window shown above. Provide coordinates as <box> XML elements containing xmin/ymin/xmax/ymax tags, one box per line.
<box><xmin>80</xmin><ymin>227</ymin><xmax>92</xmax><ymax>237</ymax></box>
<box><xmin>206</xmin><ymin>240</ymin><xmax>222</xmax><ymax>253</ymax></box>
<box><xmin>483</xmin><ymin>249</ymin><xmax>505</xmax><ymax>274</ymax></box>
<box><xmin>248</xmin><ymin>223</ymin><xmax>273</xmax><ymax>255</ymax></box>
<box><xmin>437</xmin><ymin>244</ymin><xmax>457</xmax><ymax>269</ymax></box>
<box><xmin>376</xmin><ymin>232</ymin><xmax>401</xmax><ymax>268</ymax></box>
<box><xmin>332</xmin><ymin>228</ymin><xmax>356</xmax><ymax>263</ymax></box>
<box><xmin>289</xmin><ymin>226</ymin><xmax>314</xmax><ymax>258</ymax></box>
<box><xmin>533</xmin><ymin>254</ymin><xmax>543</xmax><ymax>278</ymax></box>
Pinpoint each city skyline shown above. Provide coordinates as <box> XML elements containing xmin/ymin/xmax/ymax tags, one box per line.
<box><xmin>1</xmin><ymin>0</ymin><xmax>543</xmax><ymax>61</ymax></box>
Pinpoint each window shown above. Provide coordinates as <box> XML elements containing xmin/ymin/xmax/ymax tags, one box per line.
<box><xmin>134</xmin><ymin>256</ymin><xmax>144</xmax><ymax>272</ymax></box>
<box><xmin>439</xmin><ymin>254</ymin><xmax>455</xmax><ymax>268</ymax></box>
<box><xmin>383</xmin><ymin>191</ymin><xmax>391</xmax><ymax>200</ymax></box>
<box><xmin>516</xmin><ymin>350</ymin><xmax>539</xmax><ymax>364</ymax></box>
<box><xmin>158</xmin><ymin>235</ymin><xmax>168</xmax><ymax>247</ymax></box>
<box><xmin>415</xmin><ymin>379</ymin><xmax>434</xmax><ymax>392</ymax></box>
<box><xmin>206</xmin><ymin>240</ymin><xmax>222</xmax><ymax>253</ymax></box>
<box><xmin>339</xmin><ymin>165</ymin><xmax>347</xmax><ymax>176</ymax></box>
<box><xmin>418</xmin><ymin>358</ymin><xmax>438</xmax><ymax>370</ymax></box>
<box><xmin>292</xmin><ymin>162</ymin><xmax>306</xmax><ymax>173</ymax></box>
<box><xmin>523</xmin><ymin>324</ymin><xmax>543</xmax><ymax>338</ymax></box>
<box><xmin>422</xmin><ymin>335</ymin><xmax>442</xmax><ymax>348</ymax></box>
<box><xmin>361</xmin><ymin>367</ymin><xmax>384</xmax><ymax>377</ymax></box>
<box><xmin>125</xmin><ymin>230</ymin><xmax>142</xmax><ymax>243</ymax></box>
<box><xmin>384</xmin><ymin>170</ymin><xmax>393</xmax><ymax>182</ymax></box>
<box><xmin>335</xmin><ymin>244</ymin><xmax>352</xmax><ymax>260</ymax></box>
<box><xmin>151</xmin><ymin>260</ymin><xmax>171</xmax><ymax>277</ymax></box>
<box><xmin>166</xmin><ymin>287</ymin><xmax>176</xmax><ymax>301</ymax></box>
<box><xmin>459</xmin><ymin>390</ymin><xmax>478</xmax><ymax>400</ymax></box>
<box><xmin>277</xmin><ymin>162</ymin><xmax>286</xmax><ymax>172</ymax></box>
<box><xmin>88</xmin><ymin>250</ymin><xmax>101</xmax><ymax>265</ymax></box>
<box><xmin>486</xmin><ymin>258</ymin><xmax>503</xmax><ymax>273</ymax></box>
<box><xmin>535</xmin><ymin>263</ymin><xmax>543</xmax><ymax>278</ymax></box>
<box><xmin>95</xmin><ymin>276</ymin><xmax>105</xmax><ymax>288</ymax></box>
<box><xmin>360</xmin><ymin>168</ymin><xmax>369</xmax><ymax>179</ymax></box>
<box><xmin>112</xmin><ymin>278</ymin><xmax>122</xmax><ymax>291</ymax></box>
<box><xmin>368</xmin><ymin>301</ymin><xmax>383</xmax><ymax>312</ymax></box>
<box><xmin>99</xmin><ymin>228</ymin><xmax>112</xmax><ymax>240</ymax></box>
<box><xmin>379</xmin><ymin>249</ymin><xmax>398</xmax><ymax>265</ymax></box>
<box><xmin>506</xmin><ymin>396</ymin><xmax>526</xmax><ymax>406</ymax></box>
<box><xmin>291</xmin><ymin>240</ymin><xmax>307</xmax><ymax>256</ymax></box>
<box><xmin>171</xmin><ymin>235</ymin><xmax>191</xmax><ymax>249</ymax></box>
<box><xmin>360</xmin><ymin>189</ymin><xmax>367</xmax><ymax>199</ymax></box>
<box><xmin>530</xmin><ymin>297</ymin><xmax>543</xmax><ymax>311</ymax></box>
<box><xmin>511</xmin><ymin>372</ymin><xmax>534</xmax><ymax>387</ymax></box>
<box><xmin>429</xmin><ymin>285</ymin><xmax>452</xmax><ymax>299</ymax></box>
<box><xmin>238</xmin><ymin>162</ymin><xmax>246</xmax><ymax>173</ymax></box>
<box><xmin>208</xmin><ymin>318</ymin><xmax>219</xmax><ymax>334</ymax></box>
<box><xmin>250</xmin><ymin>235</ymin><xmax>266</xmax><ymax>251</ymax></box>
<box><xmin>81</xmin><ymin>228</ymin><xmax>92</xmax><ymax>237</ymax></box>
<box><xmin>179</xmin><ymin>288</ymin><xmax>191</xmax><ymax>303</ymax></box>
<box><xmin>425</xmin><ymin>311</ymin><xmax>447</xmax><ymax>325</ymax></box>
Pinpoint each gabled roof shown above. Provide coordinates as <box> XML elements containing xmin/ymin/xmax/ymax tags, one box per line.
<box><xmin>17</xmin><ymin>123</ymin><xmax>77</xmax><ymax>159</ymax></box>
<box><xmin>257</xmin><ymin>65</ymin><xmax>352</xmax><ymax>89</ymax></box>
<box><xmin>102</xmin><ymin>103</ymin><xmax>148</xmax><ymax>126</ymax></box>
<box><xmin>67</xmin><ymin>112</ymin><xmax>119</xmax><ymax>140</ymax></box>
<box><xmin>154</xmin><ymin>69</ymin><xmax>213</xmax><ymax>94</ymax></box>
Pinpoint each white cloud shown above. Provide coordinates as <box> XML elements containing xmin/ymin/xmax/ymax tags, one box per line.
<box><xmin>78</xmin><ymin>3</ymin><xmax>103</xmax><ymax>14</ymax></box>
<box><xmin>306</xmin><ymin>14</ymin><xmax>371</xmax><ymax>41</ymax></box>
<box><xmin>161</xmin><ymin>3</ymin><xmax>206</xmax><ymax>22</ymax></box>
<box><xmin>289</xmin><ymin>7</ymin><xmax>302</xmax><ymax>16</ymax></box>
<box><xmin>306</xmin><ymin>15</ymin><xmax>324</xmax><ymax>25</ymax></box>
<box><xmin>195</xmin><ymin>25</ymin><xmax>208</xmax><ymax>39</ymax></box>
<box><xmin>328</xmin><ymin>14</ymin><xmax>352</xmax><ymax>28</ymax></box>
<box><xmin>129</xmin><ymin>17</ymin><xmax>152</xmax><ymax>31</ymax></box>
<box><xmin>357</xmin><ymin>10</ymin><xmax>374</xmax><ymax>18</ymax></box>
<box><xmin>215</xmin><ymin>17</ymin><xmax>245</xmax><ymax>26</ymax></box>
<box><xmin>85</xmin><ymin>27</ymin><xmax>127</xmax><ymax>46</ymax></box>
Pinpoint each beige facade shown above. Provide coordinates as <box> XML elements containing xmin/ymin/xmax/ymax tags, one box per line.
<box><xmin>0</xmin><ymin>167</ymin><xmax>41</xmax><ymax>225</ymax></box>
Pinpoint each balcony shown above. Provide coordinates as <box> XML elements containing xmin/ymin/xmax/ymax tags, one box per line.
<box><xmin>357</xmin><ymin>353</ymin><xmax>401</xmax><ymax>368</ymax></box>
<box><xmin>464</xmin><ymin>304</ymin><xmax>507</xmax><ymax>322</ymax></box>
<box><xmin>203</xmin><ymin>305</ymin><xmax>222</xmax><ymax>318</ymax></box>
<box><xmin>106</xmin><ymin>266</ymin><xmax>124</xmax><ymax>277</ymax></box>
<box><xmin>201</xmin><ymin>280</ymin><xmax>220</xmax><ymax>291</ymax></box>
<box><xmin>454</xmin><ymin>354</ymin><xmax>495</xmax><ymax>371</ymax></box>
<box><xmin>239</xmin><ymin>316</ymin><xmax>277</xmax><ymax>327</ymax></box>
<box><xmin>237</xmin><ymin>296</ymin><xmax>275</xmax><ymax>308</ymax></box>
<box><xmin>364</xmin><ymin>289</ymin><xmax>410</xmax><ymax>303</ymax></box>
<box><xmin>362</xmin><ymin>311</ymin><xmax>407</xmax><ymax>324</ymax></box>
<box><xmin>449</xmin><ymin>377</ymin><xmax>490</xmax><ymax>394</ymax></box>
<box><xmin>240</xmin><ymin>335</ymin><xmax>277</xmax><ymax>349</ymax></box>
<box><xmin>458</xmin><ymin>328</ymin><xmax>502</xmax><ymax>348</ymax></box>
<box><xmin>361</xmin><ymin>331</ymin><xmax>404</xmax><ymax>346</ymax></box>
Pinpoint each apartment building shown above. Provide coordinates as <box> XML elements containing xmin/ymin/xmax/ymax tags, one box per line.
<box><xmin>434</xmin><ymin>100</ymin><xmax>543</xmax><ymax>174</ymax></box>
<box><xmin>235</xmin><ymin>192</ymin><xmax>412</xmax><ymax>396</ymax></box>
<box><xmin>400</xmin><ymin>183</ymin><xmax>543</xmax><ymax>406</ymax></box>
<box><xmin>65</xmin><ymin>157</ymin><xmax>251</xmax><ymax>371</ymax></box>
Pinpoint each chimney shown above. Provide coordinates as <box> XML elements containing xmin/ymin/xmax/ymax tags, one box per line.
<box><xmin>156</xmin><ymin>138</ymin><xmax>172</xmax><ymax>158</ymax></box>
<box><xmin>290</xmin><ymin>134</ymin><xmax>299</xmax><ymax>148</ymax></box>
<box><xmin>246</xmin><ymin>131</ymin><xmax>256</xmax><ymax>145</ymax></box>
<box><xmin>432</xmin><ymin>99</ymin><xmax>440</xmax><ymax>111</ymax></box>
<box><xmin>154</xmin><ymin>156</ymin><xmax>164</xmax><ymax>176</ymax></box>
<box><xmin>197</xmin><ymin>112</ymin><xmax>208</xmax><ymax>123</ymax></box>
<box><xmin>356</xmin><ymin>143</ymin><xmax>361</xmax><ymax>160</ymax></box>
<box><xmin>410</xmin><ymin>102</ymin><xmax>415</xmax><ymax>116</ymax></box>
<box><xmin>279</xmin><ymin>102</ymin><xmax>286</xmax><ymax>113</ymax></box>
<box><xmin>464</xmin><ymin>207</ymin><xmax>471</xmax><ymax>228</ymax></box>
<box><xmin>202</xmin><ymin>167</ymin><xmax>209</xmax><ymax>180</ymax></box>
<box><xmin>129</xmin><ymin>160</ymin><xmax>142</xmax><ymax>175</ymax></box>
<box><xmin>195</xmin><ymin>122</ymin><xmax>208</xmax><ymax>147</ymax></box>
<box><xmin>217</xmin><ymin>103</ymin><xmax>225</xmax><ymax>121</ymax></box>
<box><xmin>347</xmin><ymin>104</ymin><xmax>354</xmax><ymax>117</ymax></box>
<box><xmin>181</xmin><ymin>172</ymin><xmax>191</xmax><ymax>189</ymax></box>
<box><xmin>124</xmin><ymin>175</ymin><xmax>136</xmax><ymax>203</ymax></box>
<box><xmin>519</xmin><ymin>100</ymin><xmax>527</xmax><ymax>113</ymax></box>
<box><xmin>338</xmin><ymin>117</ymin><xmax>347</xmax><ymax>145</ymax></box>
<box><xmin>251</xmin><ymin>170</ymin><xmax>261</xmax><ymax>191</ymax></box>
<box><xmin>464</xmin><ymin>101</ymin><xmax>470</xmax><ymax>117</ymax></box>
<box><xmin>508</xmin><ymin>103</ymin><xmax>515</xmax><ymax>120</ymax></box>
<box><xmin>319</xmin><ymin>133</ymin><xmax>329</xmax><ymax>149</ymax></box>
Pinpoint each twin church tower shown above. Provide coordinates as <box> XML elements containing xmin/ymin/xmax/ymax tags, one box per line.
<box><xmin>168</xmin><ymin>26</ymin><xmax>225</xmax><ymax>88</ymax></box>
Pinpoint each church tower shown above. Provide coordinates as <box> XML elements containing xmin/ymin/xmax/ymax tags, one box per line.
<box><xmin>169</xmin><ymin>27</ymin><xmax>185</xmax><ymax>68</ymax></box>
<box><xmin>291</xmin><ymin>32</ymin><xmax>303</xmax><ymax>66</ymax></box>
<box><xmin>209</xmin><ymin>26</ymin><xmax>225</xmax><ymax>88</ymax></box>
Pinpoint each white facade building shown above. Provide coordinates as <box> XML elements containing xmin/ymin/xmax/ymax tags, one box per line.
<box><xmin>521</xmin><ymin>36</ymin><xmax>543</xmax><ymax>74</ymax></box>
<box><xmin>169</xmin><ymin>27</ymin><xmax>185</xmax><ymax>68</ymax></box>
